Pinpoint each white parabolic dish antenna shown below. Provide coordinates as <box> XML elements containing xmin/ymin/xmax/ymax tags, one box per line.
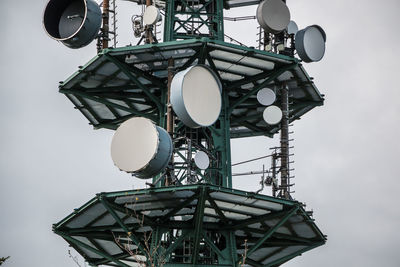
<box><xmin>143</xmin><ymin>5</ymin><xmax>160</xmax><ymax>25</ymax></box>
<box><xmin>295</xmin><ymin>25</ymin><xmax>326</xmax><ymax>63</ymax></box>
<box><xmin>111</xmin><ymin>117</ymin><xmax>173</xmax><ymax>178</ymax></box>
<box><xmin>257</xmin><ymin>88</ymin><xmax>276</xmax><ymax>106</ymax></box>
<box><xmin>171</xmin><ymin>65</ymin><xmax>222</xmax><ymax>128</ymax></box>
<box><xmin>263</xmin><ymin>105</ymin><xmax>283</xmax><ymax>125</ymax></box>
<box><xmin>194</xmin><ymin>151</ymin><xmax>210</xmax><ymax>170</ymax></box>
<box><xmin>256</xmin><ymin>0</ymin><xmax>290</xmax><ymax>34</ymax></box>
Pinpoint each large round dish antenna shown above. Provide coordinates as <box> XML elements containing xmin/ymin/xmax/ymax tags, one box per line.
<box><xmin>143</xmin><ymin>6</ymin><xmax>161</xmax><ymax>25</ymax></box>
<box><xmin>111</xmin><ymin>117</ymin><xmax>173</xmax><ymax>178</ymax></box>
<box><xmin>257</xmin><ymin>88</ymin><xmax>276</xmax><ymax>106</ymax></box>
<box><xmin>43</xmin><ymin>0</ymin><xmax>102</xmax><ymax>48</ymax></box>
<box><xmin>263</xmin><ymin>105</ymin><xmax>283</xmax><ymax>125</ymax></box>
<box><xmin>171</xmin><ymin>65</ymin><xmax>222</xmax><ymax>128</ymax></box>
<box><xmin>295</xmin><ymin>25</ymin><xmax>326</xmax><ymax>63</ymax></box>
<box><xmin>256</xmin><ymin>0</ymin><xmax>290</xmax><ymax>34</ymax></box>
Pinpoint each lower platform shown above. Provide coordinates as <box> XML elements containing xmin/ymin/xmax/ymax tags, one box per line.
<box><xmin>53</xmin><ymin>184</ymin><xmax>326</xmax><ymax>266</ymax></box>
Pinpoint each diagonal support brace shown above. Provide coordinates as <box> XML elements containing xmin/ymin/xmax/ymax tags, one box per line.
<box><xmin>240</xmin><ymin>206</ymin><xmax>299</xmax><ymax>263</ymax></box>
<box><xmin>104</xmin><ymin>54</ymin><xmax>163</xmax><ymax>112</ymax></box>
<box><xmin>99</xmin><ymin>195</ymin><xmax>147</xmax><ymax>256</ymax></box>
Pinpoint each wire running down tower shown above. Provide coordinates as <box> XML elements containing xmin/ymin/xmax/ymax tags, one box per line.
<box><xmin>43</xmin><ymin>0</ymin><xmax>327</xmax><ymax>266</ymax></box>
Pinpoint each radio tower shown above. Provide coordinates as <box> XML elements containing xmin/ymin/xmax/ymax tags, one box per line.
<box><xmin>43</xmin><ymin>0</ymin><xmax>327</xmax><ymax>266</ymax></box>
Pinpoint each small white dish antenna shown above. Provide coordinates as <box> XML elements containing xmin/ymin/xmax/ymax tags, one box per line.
<box><xmin>111</xmin><ymin>117</ymin><xmax>173</xmax><ymax>178</ymax></box>
<box><xmin>257</xmin><ymin>88</ymin><xmax>276</xmax><ymax>106</ymax></box>
<box><xmin>256</xmin><ymin>0</ymin><xmax>291</xmax><ymax>34</ymax></box>
<box><xmin>171</xmin><ymin>65</ymin><xmax>222</xmax><ymax>128</ymax></box>
<box><xmin>194</xmin><ymin>151</ymin><xmax>210</xmax><ymax>170</ymax></box>
<box><xmin>295</xmin><ymin>25</ymin><xmax>326</xmax><ymax>63</ymax></box>
<box><xmin>287</xmin><ymin>20</ymin><xmax>298</xmax><ymax>35</ymax></box>
<box><xmin>263</xmin><ymin>105</ymin><xmax>283</xmax><ymax>125</ymax></box>
<box><xmin>143</xmin><ymin>6</ymin><xmax>161</xmax><ymax>26</ymax></box>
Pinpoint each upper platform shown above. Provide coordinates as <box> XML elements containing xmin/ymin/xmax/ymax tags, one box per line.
<box><xmin>59</xmin><ymin>38</ymin><xmax>324</xmax><ymax>138</ymax></box>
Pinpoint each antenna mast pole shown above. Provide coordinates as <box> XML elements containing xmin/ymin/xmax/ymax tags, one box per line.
<box><xmin>280</xmin><ymin>84</ymin><xmax>290</xmax><ymax>199</ymax></box>
<box><xmin>102</xmin><ymin>0</ymin><xmax>109</xmax><ymax>49</ymax></box>
<box><xmin>166</xmin><ymin>58</ymin><xmax>175</xmax><ymax>186</ymax></box>
<box><xmin>145</xmin><ymin>0</ymin><xmax>154</xmax><ymax>43</ymax></box>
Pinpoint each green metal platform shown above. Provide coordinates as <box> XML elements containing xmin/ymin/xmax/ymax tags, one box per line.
<box><xmin>59</xmin><ymin>38</ymin><xmax>324</xmax><ymax>138</ymax></box>
<box><xmin>53</xmin><ymin>184</ymin><xmax>326</xmax><ymax>267</ymax></box>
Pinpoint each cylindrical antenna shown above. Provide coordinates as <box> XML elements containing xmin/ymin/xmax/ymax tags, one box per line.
<box><xmin>145</xmin><ymin>0</ymin><xmax>154</xmax><ymax>43</ymax></box>
<box><xmin>280</xmin><ymin>84</ymin><xmax>290</xmax><ymax>199</ymax></box>
<box><xmin>102</xmin><ymin>0</ymin><xmax>109</xmax><ymax>49</ymax></box>
<box><xmin>272</xmin><ymin>151</ymin><xmax>277</xmax><ymax>197</ymax></box>
<box><xmin>167</xmin><ymin>58</ymin><xmax>175</xmax><ymax>135</ymax></box>
<box><xmin>165</xmin><ymin>57</ymin><xmax>175</xmax><ymax>186</ymax></box>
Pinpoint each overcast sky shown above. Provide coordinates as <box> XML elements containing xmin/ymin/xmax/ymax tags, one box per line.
<box><xmin>1</xmin><ymin>0</ymin><xmax>400</xmax><ymax>266</ymax></box>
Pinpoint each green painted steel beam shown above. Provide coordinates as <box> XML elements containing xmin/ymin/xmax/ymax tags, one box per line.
<box><xmin>202</xmin><ymin>232</ymin><xmax>226</xmax><ymax>260</ymax></box>
<box><xmin>228</xmin><ymin>231</ymin><xmax>238</xmax><ymax>265</ymax></box>
<box><xmin>297</xmin><ymin>207</ymin><xmax>327</xmax><ymax>241</ymax></box>
<box><xmin>164</xmin><ymin>0</ymin><xmax>224</xmax><ymax>41</ymax></box>
<box><xmin>159</xmin><ymin>192</ymin><xmax>199</xmax><ymax>223</ymax></box>
<box><xmin>66</xmin><ymin>95</ymin><xmax>99</xmax><ymax>126</ymax></box>
<box><xmin>163</xmin><ymin>264</ymin><xmax>232</xmax><ymax>267</ymax></box>
<box><xmin>53</xmin><ymin>197</ymin><xmax>98</xmax><ymax>228</ymax></box>
<box><xmin>264</xmin><ymin>241</ymin><xmax>325</xmax><ymax>267</ymax></box>
<box><xmin>177</xmin><ymin>48</ymin><xmax>202</xmax><ymax>71</ymax></box>
<box><xmin>224</xmin><ymin>208</ymin><xmax>297</xmax><ymax>231</ymax></box>
<box><xmin>206</xmin><ymin>194</ymin><xmax>229</xmax><ymax>223</ymax></box>
<box><xmin>246</xmin><ymin>258</ymin><xmax>265</xmax><ymax>267</ymax></box>
<box><xmin>231</xmin><ymin>113</ymin><xmax>262</xmax><ymax>124</ymax></box>
<box><xmin>73</xmin><ymin>94</ymin><xmax>103</xmax><ymax>122</ymax></box>
<box><xmin>239</xmin><ymin>120</ymin><xmax>265</xmax><ymax>133</ymax></box>
<box><xmin>205</xmin><ymin>53</ymin><xmax>223</xmax><ymax>82</ymax></box>
<box><xmin>194</xmin><ymin>169</ymin><xmax>209</xmax><ymax>183</ymax></box>
<box><xmin>93</xmin><ymin>184</ymin><xmax>298</xmax><ymax>206</ymax></box>
<box><xmin>55</xmin><ymin>230</ymin><xmax>131</xmax><ymax>267</ymax></box>
<box><xmin>92</xmin><ymin>251</ymin><xmax>130</xmax><ymax>266</ymax></box>
<box><xmin>65</xmin><ymin>225</ymin><xmax>137</xmax><ymax>234</ymax></box>
<box><xmin>98</xmin><ymin>195</ymin><xmax>147</xmax><ymax>255</ymax></box>
<box><xmin>155</xmin><ymin>221</ymin><xmax>222</xmax><ymax>231</ymax></box>
<box><xmin>104</xmin><ymin>54</ymin><xmax>162</xmax><ymax>111</ymax></box>
<box><xmin>231</xmin><ymin>131</ymin><xmax>273</xmax><ymax>139</ymax></box>
<box><xmin>242</xmin><ymin>206</ymin><xmax>299</xmax><ymax>262</ymax></box>
<box><xmin>94</xmin><ymin>113</ymin><xmax>157</xmax><ymax>130</ymax></box>
<box><xmin>272</xmin><ymin>233</ymin><xmax>322</xmax><ymax>244</ymax></box>
<box><xmin>60</xmin><ymin>54</ymin><xmax>102</xmax><ymax>88</ymax></box>
<box><xmin>162</xmin><ymin>230</ymin><xmax>191</xmax><ymax>261</ymax></box>
<box><xmin>209</xmin><ymin>39</ymin><xmax>296</xmax><ymax>63</ymax></box>
<box><xmin>192</xmin><ymin>186</ymin><xmax>206</xmax><ymax>264</ymax></box>
<box><xmin>100</xmin><ymin>197</ymin><xmax>155</xmax><ymax>227</ymax></box>
<box><xmin>149</xmin><ymin>226</ymin><xmax>162</xmax><ymax>266</ymax></box>
<box><xmin>124</xmin><ymin>63</ymin><xmax>165</xmax><ymax>88</ymax></box>
<box><xmin>198</xmin><ymin>43</ymin><xmax>208</xmax><ymax>64</ymax></box>
<box><xmin>60</xmin><ymin>90</ymin><xmax>157</xmax><ymax>121</ymax></box>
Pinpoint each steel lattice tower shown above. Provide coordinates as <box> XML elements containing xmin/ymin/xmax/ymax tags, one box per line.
<box><xmin>47</xmin><ymin>0</ymin><xmax>327</xmax><ymax>266</ymax></box>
